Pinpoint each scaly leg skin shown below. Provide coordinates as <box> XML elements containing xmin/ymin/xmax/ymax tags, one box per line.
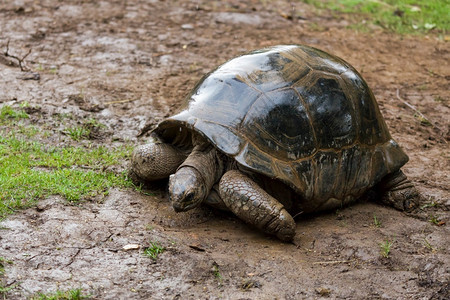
<box><xmin>378</xmin><ymin>170</ymin><xmax>423</xmax><ymax>212</ymax></box>
<box><xmin>130</xmin><ymin>138</ymin><xmax>187</xmax><ymax>182</ymax></box>
<box><xmin>219</xmin><ymin>170</ymin><xmax>296</xmax><ymax>242</ymax></box>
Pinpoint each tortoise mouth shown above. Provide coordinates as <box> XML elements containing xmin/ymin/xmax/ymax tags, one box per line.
<box><xmin>172</xmin><ymin>194</ymin><xmax>202</xmax><ymax>212</ymax></box>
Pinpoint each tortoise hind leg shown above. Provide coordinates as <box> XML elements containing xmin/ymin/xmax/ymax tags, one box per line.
<box><xmin>377</xmin><ymin>170</ymin><xmax>423</xmax><ymax>211</ymax></box>
<box><xmin>130</xmin><ymin>137</ymin><xmax>187</xmax><ymax>182</ymax></box>
<box><xmin>219</xmin><ymin>170</ymin><xmax>296</xmax><ymax>242</ymax></box>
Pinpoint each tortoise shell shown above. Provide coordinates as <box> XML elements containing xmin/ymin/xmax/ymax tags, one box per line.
<box><xmin>155</xmin><ymin>45</ymin><xmax>408</xmax><ymax>211</ymax></box>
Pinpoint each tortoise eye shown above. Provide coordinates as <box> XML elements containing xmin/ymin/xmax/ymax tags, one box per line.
<box><xmin>184</xmin><ymin>192</ymin><xmax>195</xmax><ymax>203</ymax></box>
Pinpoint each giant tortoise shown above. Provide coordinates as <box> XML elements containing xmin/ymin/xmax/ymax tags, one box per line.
<box><xmin>130</xmin><ymin>45</ymin><xmax>421</xmax><ymax>241</ymax></box>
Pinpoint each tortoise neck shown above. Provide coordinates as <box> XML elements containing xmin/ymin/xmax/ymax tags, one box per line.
<box><xmin>379</xmin><ymin>170</ymin><xmax>414</xmax><ymax>191</ymax></box>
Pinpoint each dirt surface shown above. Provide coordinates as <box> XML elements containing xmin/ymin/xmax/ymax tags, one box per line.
<box><xmin>1</xmin><ymin>0</ymin><xmax>449</xmax><ymax>299</ymax></box>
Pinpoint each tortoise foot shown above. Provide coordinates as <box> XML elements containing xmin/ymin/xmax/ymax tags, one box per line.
<box><xmin>219</xmin><ymin>170</ymin><xmax>296</xmax><ymax>242</ymax></box>
<box><xmin>379</xmin><ymin>170</ymin><xmax>422</xmax><ymax>212</ymax></box>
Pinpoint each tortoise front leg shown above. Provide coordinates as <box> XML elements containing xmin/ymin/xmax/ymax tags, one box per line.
<box><xmin>219</xmin><ymin>170</ymin><xmax>296</xmax><ymax>242</ymax></box>
<box><xmin>130</xmin><ymin>137</ymin><xmax>187</xmax><ymax>182</ymax></box>
<box><xmin>378</xmin><ymin>170</ymin><xmax>423</xmax><ymax>211</ymax></box>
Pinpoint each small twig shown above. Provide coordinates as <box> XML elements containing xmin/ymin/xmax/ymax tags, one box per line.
<box><xmin>64</xmin><ymin>248</ymin><xmax>82</xmax><ymax>267</ymax></box>
<box><xmin>77</xmin><ymin>165</ymin><xmax>95</xmax><ymax>170</ymax></box>
<box><xmin>4</xmin><ymin>39</ymin><xmax>32</xmax><ymax>71</ymax></box>
<box><xmin>189</xmin><ymin>244</ymin><xmax>206</xmax><ymax>252</ymax></box>
<box><xmin>396</xmin><ymin>89</ymin><xmax>432</xmax><ymax>125</ymax></box>
<box><xmin>104</xmin><ymin>99</ymin><xmax>137</xmax><ymax>105</ymax></box>
<box><xmin>292</xmin><ymin>211</ymin><xmax>304</xmax><ymax>219</ymax></box>
<box><xmin>4</xmin><ymin>39</ymin><xmax>10</xmax><ymax>54</ymax></box>
<box><xmin>397</xmin><ymin>89</ymin><xmax>448</xmax><ymax>144</ymax></box>
<box><xmin>312</xmin><ymin>260</ymin><xmax>353</xmax><ymax>265</ymax></box>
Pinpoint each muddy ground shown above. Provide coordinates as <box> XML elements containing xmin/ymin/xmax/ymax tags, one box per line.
<box><xmin>0</xmin><ymin>0</ymin><xmax>449</xmax><ymax>299</ymax></box>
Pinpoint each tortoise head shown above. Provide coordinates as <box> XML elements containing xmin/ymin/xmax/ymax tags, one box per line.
<box><xmin>168</xmin><ymin>167</ymin><xmax>208</xmax><ymax>212</ymax></box>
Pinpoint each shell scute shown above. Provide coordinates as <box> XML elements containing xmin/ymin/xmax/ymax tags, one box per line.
<box><xmin>235</xmin><ymin>142</ymin><xmax>273</xmax><ymax>176</ymax></box>
<box><xmin>186</xmin><ymin>72</ymin><xmax>261</xmax><ymax>130</ymax></box>
<box><xmin>241</xmin><ymin>88</ymin><xmax>316</xmax><ymax>161</ymax></box>
<box><xmin>313</xmin><ymin>151</ymin><xmax>340</xmax><ymax>203</ymax></box>
<box><xmin>352</xmin><ymin>147</ymin><xmax>374</xmax><ymax>195</ymax></box>
<box><xmin>295</xmin><ymin>73</ymin><xmax>357</xmax><ymax>150</ymax></box>
<box><xmin>341</xmin><ymin>70</ymin><xmax>390</xmax><ymax>145</ymax></box>
<box><xmin>219</xmin><ymin>47</ymin><xmax>309</xmax><ymax>93</ymax></box>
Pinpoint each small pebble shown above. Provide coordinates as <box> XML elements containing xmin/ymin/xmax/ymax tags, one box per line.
<box><xmin>123</xmin><ymin>244</ymin><xmax>140</xmax><ymax>251</ymax></box>
<box><xmin>181</xmin><ymin>24</ymin><xmax>194</xmax><ymax>30</ymax></box>
<box><xmin>17</xmin><ymin>72</ymin><xmax>40</xmax><ymax>80</ymax></box>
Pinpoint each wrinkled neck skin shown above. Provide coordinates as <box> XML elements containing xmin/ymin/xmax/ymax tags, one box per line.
<box><xmin>169</xmin><ymin>136</ymin><xmax>224</xmax><ymax>212</ymax></box>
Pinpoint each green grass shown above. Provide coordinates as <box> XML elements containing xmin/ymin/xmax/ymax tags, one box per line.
<box><xmin>0</xmin><ymin>285</ymin><xmax>15</xmax><ymax>298</ymax></box>
<box><xmin>63</xmin><ymin>126</ymin><xmax>91</xmax><ymax>141</ymax></box>
<box><xmin>212</xmin><ymin>262</ymin><xmax>222</xmax><ymax>281</ymax></box>
<box><xmin>63</xmin><ymin>119</ymin><xmax>107</xmax><ymax>141</ymax></box>
<box><xmin>301</xmin><ymin>0</ymin><xmax>449</xmax><ymax>35</ymax></box>
<box><xmin>0</xmin><ymin>105</ymin><xmax>134</xmax><ymax>219</ymax></box>
<box><xmin>423</xmin><ymin>238</ymin><xmax>436</xmax><ymax>251</ymax></box>
<box><xmin>421</xmin><ymin>200</ymin><xmax>439</xmax><ymax>210</ymax></box>
<box><xmin>373</xmin><ymin>214</ymin><xmax>382</xmax><ymax>228</ymax></box>
<box><xmin>30</xmin><ymin>288</ymin><xmax>90</xmax><ymax>300</ymax></box>
<box><xmin>0</xmin><ymin>105</ymin><xmax>29</xmax><ymax>122</ymax></box>
<box><xmin>380</xmin><ymin>239</ymin><xmax>394</xmax><ymax>258</ymax></box>
<box><xmin>428</xmin><ymin>214</ymin><xmax>443</xmax><ymax>225</ymax></box>
<box><xmin>143</xmin><ymin>242</ymin><xmax>165</xmax><ymax>260</ymax></box>
<box><xmin>0</xmin><ymin>257</ymin><xmax>12</xmax><ymax>276</ymax></box>
<box><xmin>0</xmin><ymin>257</ymin><xmax>14</xmax><ymax>298</ymax></box>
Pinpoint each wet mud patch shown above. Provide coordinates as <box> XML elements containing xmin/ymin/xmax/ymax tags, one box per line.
<box><xmin>2</xmin><ymin>195</ymin><xmax>448</xmax><ymax>299</ymax></box>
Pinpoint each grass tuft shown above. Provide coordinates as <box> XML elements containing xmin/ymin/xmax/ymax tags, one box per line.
<box><xmin>0</xmin><ymin>105</ymin><xmax>29</xmax><ymax>123</ymax></box>
<box><xmin>63</xmin><ymin>119</ymin><xmax>106</xmax><ymax>141</ymax></box>
<box><xmin>0</xmin><ymin>285</ymin><xmax>16</xmax><ymax>297</ymax></box>
<box><xmin>423</xmin><ymin>238</ymin><xmax>436</xmax><ymax>252</ymax></box>
<box><xmin>31</xmin><ymin>288</ymin><xmax>90</xmax><ymax>300</ymax></box>
<box><xmin>63</xmin><ymin>126</ymin><xmax>91</xmax><ymax>141</ymax></box>
<box><xmin>212</xmin><ymin>262</ymin><xmax>222</xmax><ymax>280</ymax></box>
<box><xmin>0</xmin><ymin>257</ymin><xmax>13</xmax><ymax>276</ymax></box>
<box><xmin>0</xmin><ymin>257</ymin><xmax>15</xmax><ymax>297</ymax></box>
<box><xmin>143</xmin><ymin>242</ymin><xmax>165</xmax><ymax>260</ymax></box>
<box><xmin>428</xmin><ymin>214</ymin><xmax>444</xmax><ymax>226</ymax></box>
<box><xmin>373</xmin><ymin>214</ymin><xmax>382</xmax><ymax>228</ymax></box>
<box><xmin>380</xmin><ymin>239</ymin><xmax>394</xmax><ymax>258</ymax></box>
